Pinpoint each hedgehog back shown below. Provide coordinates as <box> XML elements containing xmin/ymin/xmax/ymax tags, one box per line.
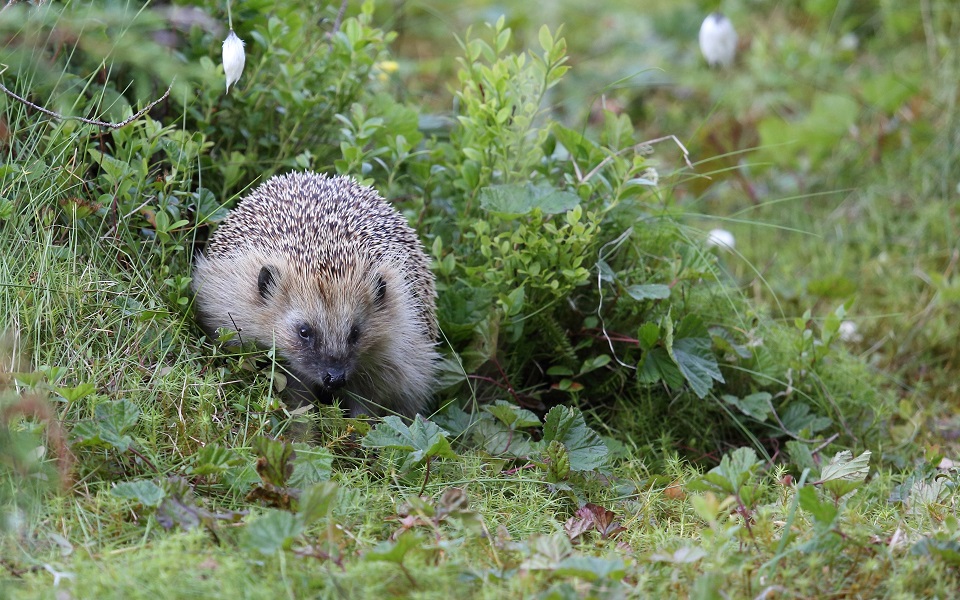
<box><xmin>205</xmin><ymin>172</ymin><xmax>436</xmax><ymax>338</ymax></box>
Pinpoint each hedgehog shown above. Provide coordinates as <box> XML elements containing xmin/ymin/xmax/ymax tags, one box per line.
<box><xmin>191</xmin><ymin>172</ymin><xmax>438</xmax><ymax>419</ymax></box>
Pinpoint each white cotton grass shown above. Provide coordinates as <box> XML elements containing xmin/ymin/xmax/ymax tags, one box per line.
<box><xmin>699</xmin><ymin>12</ymin><xmax>737</xmax><ymax>68</ymax></box>
<box><xmin>838</xmin><ymin>320</ymin><xmax>862</xmax><ymax>343</ymax></box>
<box><xmin>222</xmin><ymin>30</ymin><xmax>246</xmax><ymax>94</ymax></box>
<box><xmin>706</xmin><ymin>228</ymin><xmax>736</xmax><ymax>251</ymax></box>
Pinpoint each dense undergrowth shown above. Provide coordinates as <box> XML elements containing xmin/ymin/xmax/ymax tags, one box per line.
<box><xmin>1</xmin><ymin>0</ymin><xmax>959</xmax><ymax>597</ymax></box>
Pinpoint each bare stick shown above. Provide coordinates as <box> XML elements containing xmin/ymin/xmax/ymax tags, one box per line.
<box><xmin>329</xmin><ymin>0</ymin><xmax>349</xmax><ymax>37</ymax></box>
<box><xmin>0</xmin><ymin>80</ymin><xmax>173</xmax><ymax>129</ymax></box>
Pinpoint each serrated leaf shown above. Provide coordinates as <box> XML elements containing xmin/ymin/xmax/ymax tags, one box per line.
<box><xmin>252</xmin><ymin>436</ymin><xmax>295</xmax><ymax>488</ymax></box>
<box><xmin>624</xmin><ymin>284</ymin><xmax>671</xmax><ymax>301</ymax></box>
<box><xmin>70</xmin><ymin>419</ymin><xmax>103</xmax><ymax>446</ymax></box>
<box><xmin>541</xmin><ymin>406</ymin><xmax>608</xmax><ymax>473</ymax></box>
<box><xmin>675</xmin><ymin>314</ymin><xmax>710</xmax><ymax>339</ymax></box>
<box><xmin>362</xmin><ymin>416</ymin><xmax>457</xmax><ymax>471</ymax></box>
<box><xmin>483</xmin><ymin>400</ymin><xmax>541</xmax><ymax>429</ymax></box>
<box><xmin>288</xmin><ymin>445</ymin><xmax>334</xmax><ymax>488</ymax></box>
<box><xmin>722</xmin><ymin>393</ymin><xmax>772</xmax><ymax>422</ymax></box>
<box><xmin>691</xmin><ymin>447</ymin><xmax>762</xmax><ymax>496</ymax></box>
<box><xmin>99</xmin><ymin>430</ymin><xmax>135</xmax><ymax>453</ymax></box>
<box><xmin>244</xmin><ymin>510</ymin><xmax>304</xmax><ymax>555</ymax></box>
<box><xmin>54</xmin><ymin>382</ymin><xmax>96</xmax><ymax>403</ymax></box>
<box><xmin>637</xmin><ymin>347</ymin><xmax>684</xmax><ymax>388</ymax></box>
<box><xmin>472</xmin><ymin>417</ymin><xmax>534</xmax><ymax>458</ymax></box>
<box><xmin>95</xmin><ymin>399</ymin><xmax>140</xmax><ymax>432</ymax></box>
<box><xmin>669</xmin><ymin>337</ymin><xmax>724</xmax><ymax>399</ymax></box>
<box><xmin>545</xmin><ymin>439</ymin><xmax>571</xmax><ymax>482</ymax></box>
<box><xmin>190</xmin><ymin>444</ymin><xmax>243</xmax><ymax>477</ymax></box>
<box><xmin>83</xmin><ymin>399</ymin><xmax>140</xmax><ymax>451</ymax></box>
<box><xmin>432</xmin><ymin>404</ymin><xmax>476</xmax><ymax>437</ymax></box>
<box><xmin>111</xmin><ymin>480</ymin><xmax>165</xmax><ymax>507</ymax></box>
<box><xmin>818</xmin><ymin>450</ymin><xmax>871</xmax><ymax>498</ymax></box>
<box><xmin>780</xmin><ymin>403</ymin><xmax>832</xmax><ymax>436</ymax></box>
<box><xmin>522</xmin><ymin>534</ymin><xmax>574</xmax><ymax>570</ymax></box>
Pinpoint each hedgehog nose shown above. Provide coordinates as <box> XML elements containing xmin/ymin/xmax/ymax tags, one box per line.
<box><xmin>322</xmin><ymin>368</ymin><xmax>347</xmax><ymax>390</ymax></box>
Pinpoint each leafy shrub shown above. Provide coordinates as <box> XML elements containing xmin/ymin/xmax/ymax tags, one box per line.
<box><xmin>0</xmin><ymin>1</ymin><xmax>890</xmax><ymax>463</ymax></box>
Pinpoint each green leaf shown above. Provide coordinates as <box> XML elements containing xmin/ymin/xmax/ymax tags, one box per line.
<box><xmin>362</xmin><ymin>416</ymin><xmax>457</xmax><ymax>471</ymax></box>
<box><xmin>243</xmin><ymin>510</ymin><xmax>304</xmax><ymax>555</ymax></box>
<box><xmin>251</xmin><ymin>436</ymin><xmax>296</xmax><ymax>488</ymax></box>
<box><xmin>637</xmin><ymin>322</ymin><xmax>660</xmax><ymax>352</ymax></box>
<box><xmin>624</xmin><ymin>284</ymin><xmax>671</xmax><ymax>301</ymax></box>
<box><xmin>650</xmin><ymin>546</ymin><xmax>708</xmax><ymax>564</ymax></box>
<box><xmin>111</xmin><ymin>480</ymin><xmax>165</xmax><ymax>507</ymax></box>
<box><xmin>96</xmin><ymin>399</ymin><xmax>140</xmax><ymax>435</ymax></box>
<box><xmin>552</xmin><ymin>124</ymin><xmax>603</xmax><ymax>164</ymax></box>
<box><xmin>189</xmin><ymin>444</ymin><xmax>243</xmax><ymax>477</ymax></box>
<box><xmin>797</xmin><ymin>486</ymin><xmax>838</xmax><ymax>529</ymax></box>
<box><xmin>483</xmin><ymin>400</ymin><xmax>541</xmax><ymax>429</ymax></box>
<box><xmin>912</xmin><ymin>537</ymin><xmax>960</xmax><ymax>566</ymax></box>
<box><xmin>432</xmin><ymin>404</ymin><xmax>476</xmax><ymax>438</ymax></box>
<box><xmin>722</xmin><ymin>392</ymin><xmax>773</xmax><ymax>422</ymax></box>
<box><xmin>780</xmin><ymin>403</ymin><xmax>832</xmax><ymax>436</ymax></box>
<box><xmin>691</xmin><ymin>447</ymin><xmax>762</xmax><ymax>497</ymax></box>
<box><xmin>637</xmin><ymin>347</ymin><xmax>684</xmax><ymax>389</ymax></box>
<box><xmin>72</xmin><ymin>399</ymin><xmax>140</xmax><ymax>452</ymax></box>
<box><xmin>578</xmin><ymin>354</ymin><xmax>611</xmax><ymax>375</ymax></box>
<box><xmin>298</xmin><ymin>481</ymin><xmax>338</xmax><ymax>528</ymax></box>
<box><xmin>288</xmin><ymin>445</ymin><xmax>334</xmax><ymax>488</ymax></box>
<box><xmin>54</xmin><ymin>382</ymin><xmax>96</xmax><ymax>403</ymax></box>
<box><xmin>541</xmin><ymin>406</ymin><xmax>608</xmax><ymax>473</ymax></box>
<box><xmin>668</xmin><ymin>337</ymin><xmax>724</xmax><ymax>399</ymax></box>
<box><xmin>554</xmin><ymin>556</ymin><xmax>626</xmax><ymax>581</ymax></box>
<box><xmin>479</xmin><ymin>183</ymin><xmax>580</xmax><ymax>216</ymax></box>
<box><xmin>364</xmin><ymin>530</ymin><xmax>422</xmax><ymax>564</ymax></box>
<box><xmin>544</xmin><ymin>439</ymin><xmax>571</xmax><ymax>482</ymax></box>
<box><xmin>818</xmin><ymin>450</ymin><xmax>871</xmax><ymax>498</ymax></box>
<box><xmin>785</xmin><ymin>440</ymin><xmax>819</xmax><ymax>476</ymax></box>
<box><xmin>472</xmin><ymin>416</ymin><xmax>535</xmax><ymax>458</ymax></box>
<box><xmin>537</xmin><ymin>24</ymin><xmax>553</xmax><ymax>53</ymax></box>
<box><xmin>193</xmin><ymin>187</ymin><xmax>228</xmax><ymax>224</ymax></box>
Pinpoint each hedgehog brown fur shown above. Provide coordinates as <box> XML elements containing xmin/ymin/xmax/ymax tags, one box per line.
<box><xmin>192</xmin><ymin>172</ymin><xmax>438</xmax><ymax>418</ymax></box>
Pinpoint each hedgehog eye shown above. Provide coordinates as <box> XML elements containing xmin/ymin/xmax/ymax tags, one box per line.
<box><xmin>298</xmin><ymin>324</ymin><xmax>313</xmax><ymax>340</ymax></box>
<box><xmin>348</xmin><ymin>325</ymin><xmax>360</xmax><ymax>345</ymax></box>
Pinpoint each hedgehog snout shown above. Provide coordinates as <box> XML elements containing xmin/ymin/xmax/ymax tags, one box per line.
<box><xmin>321</xmin><ymin>367</ymin><xmax>348</xmax><ymax>390</ymax></box>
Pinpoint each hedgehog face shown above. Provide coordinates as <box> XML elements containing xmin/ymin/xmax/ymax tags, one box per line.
<box><xmin>257</xmin><ymin>263</ymin><xmax>391</xmax><ymax>395</ymax></box>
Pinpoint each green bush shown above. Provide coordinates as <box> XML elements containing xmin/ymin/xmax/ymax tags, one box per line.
<box><xmin>0</xmin><ymin>1</ymin><xmax>890</xmax><ymax>464</ymax></box>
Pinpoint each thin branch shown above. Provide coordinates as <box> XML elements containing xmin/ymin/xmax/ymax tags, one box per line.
<box><xmin>328</xmin><ymin>0</ymin><xmax>349</xmax><ymax>38</ymax></box>
<box><xmin>578</xmin><ymin>134</ymin><xmax>695</xmax><ymax>185</ymax></box>
<box><xmin>0</xmin><ymin>80</ymin><xmax>173</xmax><ymax>129</ymax></box>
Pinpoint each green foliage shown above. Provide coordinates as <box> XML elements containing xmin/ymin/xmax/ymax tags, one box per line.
<box><xmin>4</xmin><ymin>0</ymin><xmax>957</xmax><ymax>597</ymax></box>
<box><xmin>71</xmin><ymin>399</ymin><xmax>140</xmax><ymax>453</ymax></box>
<box><xmin>362</xmin><ymin>415</ymin><xmax>456</xmax><ymax>469</ymax></box>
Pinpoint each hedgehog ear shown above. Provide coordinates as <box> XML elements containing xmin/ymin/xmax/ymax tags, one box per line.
<box><xmin>258</xmin><ymin>265</ymin><xmax>278</xmax><ymax>300</ymax></box>
<box><xmin>373</xmin><ymin>273</ymin><xmax>387</xmax><ymax>306</ymax></box>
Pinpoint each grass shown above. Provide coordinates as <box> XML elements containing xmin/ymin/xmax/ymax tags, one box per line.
<box><xmin>3</xmin><ymin>0</ymin><xmax>960</xmax><ymax>597</ymax></box>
